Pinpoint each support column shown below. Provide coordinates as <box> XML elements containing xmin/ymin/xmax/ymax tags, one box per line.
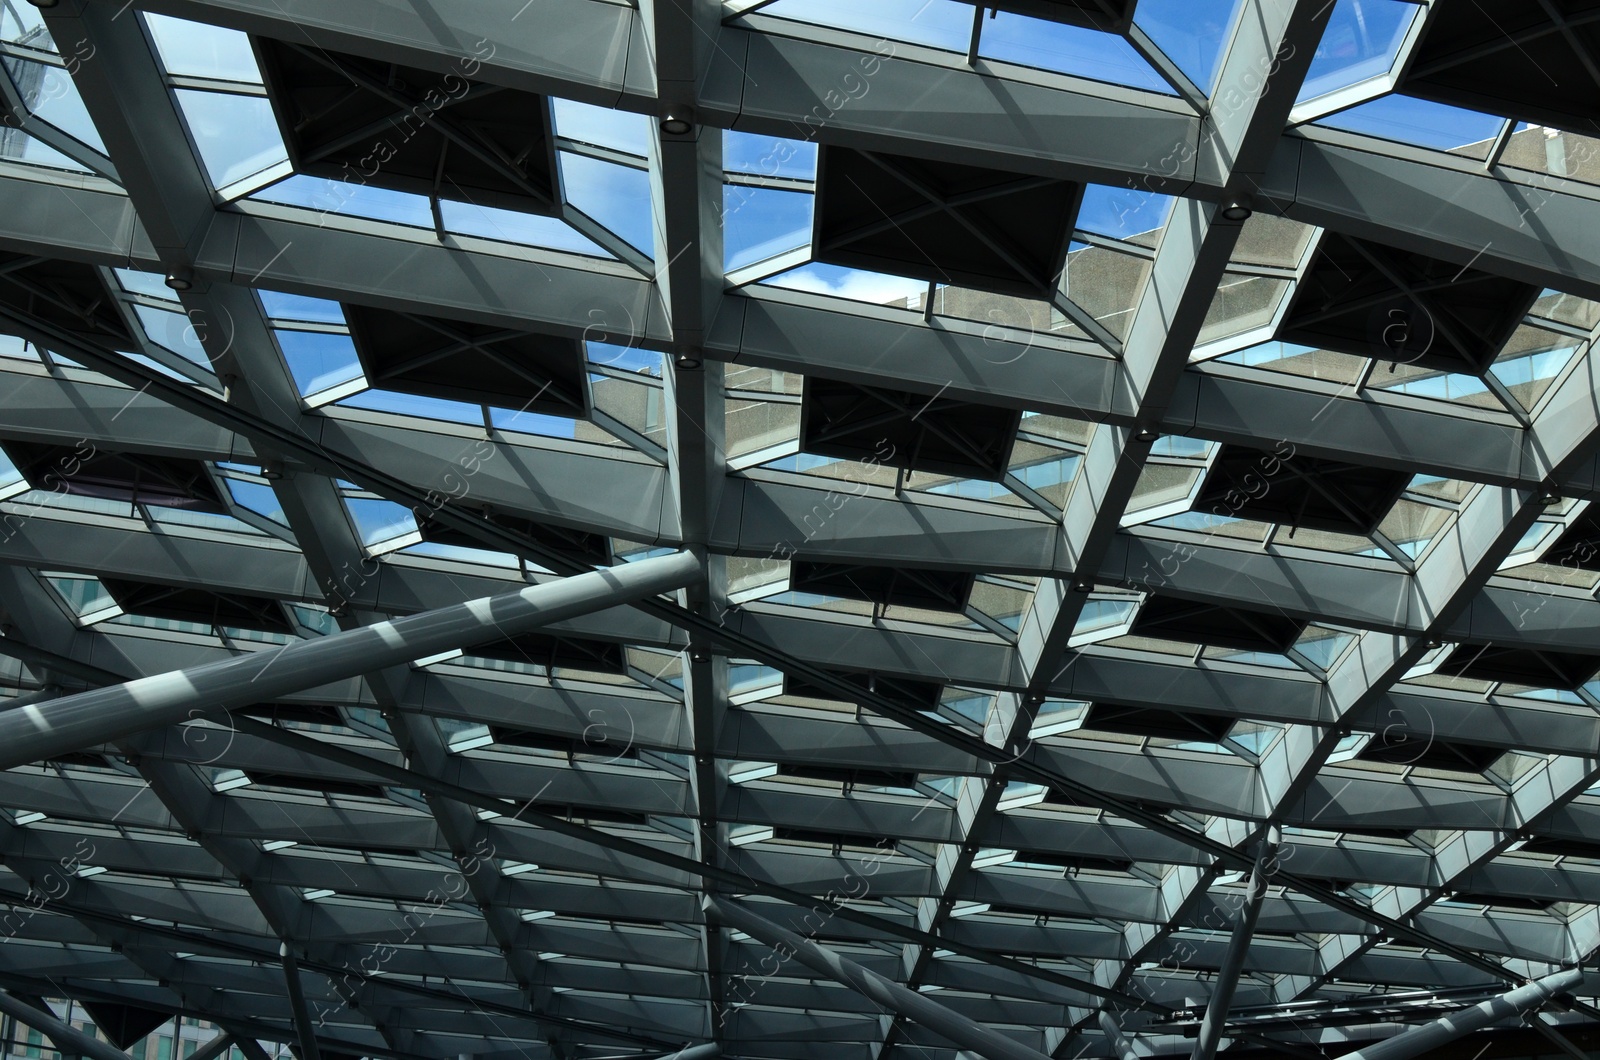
<box><xmin>0</xmin><ymin>994</ymin><xmax>133</xmax><ymax>1060</ymax></box>
<box><xmin>1346</xmin><ymin>970</ymin><xmax>1582</xmax><ymax>1060</ymax></box>
<box><xmin>1190</xmin><ymin>827</ymin><xmax>1281</xmax><ymax>1060</ymax></box>
<box><xmin>704</xmin><ymin>896</ymin><xmax>1053</xmax><ymax>1060</ymax></box>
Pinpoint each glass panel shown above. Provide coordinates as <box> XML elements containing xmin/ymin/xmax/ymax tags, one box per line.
<box><xmin>1076</xmin><ymin>184</ymin><xmax>1174</xmax><ymax>246</ymax></box>
<box><xmin>1061</xmin><ymin>242</ymin><xmax>1153</xmax><ymax>342</ymax></box>
<box><xmin>727</xmin><ymin>396</ymin><xmax>800</xmax><ymax>459</ymax></box>
<box><xmin>275</xmin><ymin>330</ymin><xmax>364</xmax><ymax>397</ymax></box>
<box><xmin>980</xmin><ymin>14</ymin><xmax>1170</xmax><ymax>93</ymax></box>
<box><xmin>441</xmin><ymin>199</ymin><xmax>611</xmax><ymax>256</ymax></box>
<box><xmin>551</xmin><ymin>97</ymin><xmax>650</xmax><ymax>156</ymax></box>
<box><xmin>1232</xmin><ymin>213</ymin><xmax>1315</xmax><ymax>268</ymax></box>
<box><xmin>145</xmin><ymin>13</ymin><xmax>263</xmax><ymax>82</ymax></box>
<box><xmin>1216</xmin><ymin>340</ymin><xmax>1368</xmax><ymax>385</ymax></box>
<box><xmin>3</xmin><ymin>57</ymin><xmax>104</xmax><ymax>151</ymax></box>
<box><xmin>255</xmin><ymin>174</ymin><xmax>435</xmax><ymax>227</ymax></box>
<box><xmin>559</xmin><ymin>153</ymin><xmax>654</xmax><ymax>256</ymax></box>
<box><xmin>724</xmin><ymin>185</ymin><xmax>813</xmax><ymax>270</ymax></box>
<box><xmin>1530</xmin><ymin>289</ymin><xmax>1600</xmax><ymax>330</ymax></box>
<box><xmin>2</xmin><ymin>2</ymin><xmax>52</xmax><ymax>50</ymax></box>
<box><xmin>756</xmin><ymin>0</ymin><xmax>974</xmax><ymax>52</ymax></box>
<box><xmin>0</xmin><ymin>128</ymin><xmax>89</xmax><ymax>171</ymax></box>
<box><xmin>1490</xmin><ymin>327</ymin><xmax>1581</xmax><ymax>412</ymax></box>
<box><xmin>760</xmin><ymin>262</ymin><xmax>928</xmax><ymax>305</ymax></box>
<box><xmin>724</xmin><ymin>130</ymin><xmax>818</xmax><ymax>180</ymax></box>
<box><xmin>1366</xmin><ymin>361</ymin><xmax>1507</xmax><ymax>411</ymax></box>
<box><xmin>174</xmin><ymin>88</ymin><xmax>288</xmax><ymax>188</ymax></box>
<box><xmin>1499</xmin><ymin>123</ymin><xmax>1600</xmax><ymax>186</ymax></box>
<box><xmin>1134</xmin><ymin>0</ymin><xmax>1242</xmax><ymax>93</ymax></box>
<box><xmin>1299</xmin><ymin>0</ymin><xmax>1419</xmax><ymax>102</ymax></box>
<box><xmin>1317</xmin><ymin>95</ymin><xmax>1503</xmax><ymax>158</ymax></box>
<box><xmin>1196</xmin><ymin>274</ymin><xmax>1289</xmax><ymax>346</ymax></box>
<box><xmin>345</xmin><ymin>497</ymin><xmax>417</xmax><ymax>547</ymax></box>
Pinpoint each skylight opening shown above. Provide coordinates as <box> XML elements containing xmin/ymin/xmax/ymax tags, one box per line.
<box><xmin>751</xmin><ymin>0</ymin><xmax>976</xmax><ymax>52</ymax></box>
<box><xmin>2</xmin><ymin>56</ymin><xmax>105</xmax><ymax>152</ymax></box>
<box><xmin>143</xmin><ymin>13</ymin><xmax>260</xmax><ymax>83</ymax></box>
<box><xmin>978</xmin><ymin>11</ymin><xmax>1171</xmax><ymax>93</ymax></box>
<box><xmin>1133</xmin><ymin>0</ymin><xmax>1243</xmax><ymax>95</ymax></box>
<box><xmin>1297</xmin><ymin>0</ymin><xmax>1421</xmax><ymax>104</ymax></box>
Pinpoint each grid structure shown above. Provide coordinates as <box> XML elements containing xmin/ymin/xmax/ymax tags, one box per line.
<box><xmin>0</xmin><ymin>1</ymin><xmax>1597</xmax><ymax>1059</ymax></box>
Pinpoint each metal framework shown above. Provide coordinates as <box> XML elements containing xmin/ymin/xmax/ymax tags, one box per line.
<box><xmin>0</xmin><ymin>0</ymin><xmax>1595</xmax><ymax>1058</ymax></box>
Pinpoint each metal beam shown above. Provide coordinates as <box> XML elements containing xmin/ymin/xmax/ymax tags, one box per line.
<box><xmin>703</xmin><ymin>895</ymin><xmax>1054</xmax><ymax>1060</ymax></box>
<box><xmin>1190</xmin><ymin>827</ymin><xmax>1281</xmax><ymax>1060</ymax></box>
<box><xmin>279</xmin><ymin>944</ymin><xmax>322</xmax><ymax>1060</ymax></box>
<box><xmin>1097</xmin><ymin>1011</ymin><xmax>1140</xmax><ymax>1060</ymax></box>
<box><xmin>1345</xmin><ymin>970</ymin><xmax>1582</xmax><ymax>1060</ymax></box>
<box><xmin>0</xmin><ymin>549</ymin><xmax>700</xmax><ymax>767</ymax></box>
<box><xmin>0</xmin><ymin>992</ymin><xmax>134</xmax><ymax>1060</ymax></box>
<box><xmin>1527</xmin><ymin>1012</ymin><xmax>1591</xmax><ymax>1060</ymax></box>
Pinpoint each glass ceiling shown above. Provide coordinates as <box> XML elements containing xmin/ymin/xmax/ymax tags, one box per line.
<box><xmin>0</xmin><ymin>0</ymin><xmax>1597</xmax><ymax>1059</ymax></box>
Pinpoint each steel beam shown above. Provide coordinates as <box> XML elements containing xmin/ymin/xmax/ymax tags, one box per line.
<box><xmin>0</xmin><ymin>993</ymin><xmax>134</xmax><ymax>1060</ymax></box>
<box><xmin>1345</xmin><ymin>970</ymin><xmax>1582</xmax><ymax>1060</ymax></box>
<box><xmin>0</xmin><ymin>549</ymin><xmax>702</xmax><ymax>768</ymax></box>
<box><xmin>280</xmin><ymin>944</ymin><xmax>322</xmax><ymax>1060</ymax></box>
<box><xmin>703</xmin><ymin>896</ymin><xmax>1054</xmax><ymax>1060</ymax></box>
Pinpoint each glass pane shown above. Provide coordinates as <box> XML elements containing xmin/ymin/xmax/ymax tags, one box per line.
<box><xmin>1498</xmin><ymin>124</ymin><xmax>1600</xmax><ymax>185</ymax></box>
<box><xmin>725</xmin><ymin>185</ymin><xmax>813</xmax><ymax>271</ymax></box>
<box><xmin>1134</xmin><ymin>0</ymin><xmax>1242</xmax><ymax>93</ymax></box>
<box><xmin>560</xmin><ymin>152</ymin><xmax>653</xmax><ymax>256</ymax></box>
<box><xmin>3</xmin><ymin>58</ymin><xmax>104</xmax><ymax>151</ymax></box>
<box><xmin>174</xmin><ymin>88</ymin><xmax>288</xmax><ymax>188</ymax></box>
<box><xmin>1062</xmin><ymin>242</ymin><xmax>1152</xmax><ymax>342</ymax></box>
<box><xmin>1299</xmin><ymin>0</ymin><xmax>1419</xmax><ymax>102</ymax></box>
<box><xmin>724</xmin><ymin>130</ymin><xmax>818</xmax><ymax>180</ymax></box>
<box><xmin>275</xmin><ymin>330</ymin><xmax>364</xmax><ymax>397</ymax></box>
<box><xmin>980</xmin><ymin>14</ymin><xmax>1170</xmax><ymax>94</ymax></box>
<box><xmin>145</xmin><ymin>13</ymin><xmax>262</xmax><ymax>82</ymax></box>
<box><xmin>1196</xmin><ymin>274</ymin><xmax>1289</xmax><ymax>346</ymax></box>
<box><xmin>1317</xmin><ymin>95</ymin><xmax>1503</xmax><ymax>158</ymax></box>
<box><xmin>550</xmin><ymin>97</ymin><xmax>649</xmax><ymax>156</ymax></box>
<box><xmin>757</xmin><ymin>0</ymin><xmax>974</xmax><ymax>52</ymax></box>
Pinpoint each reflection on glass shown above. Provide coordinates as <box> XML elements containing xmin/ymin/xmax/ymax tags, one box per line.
<box><xmin>345</xmin><ymin>497</ymin><xmax>417</xmax><ymax>547</ymax></box>
<box><xmin>2</xmin><ymin>58</ymin><xmax>104</xmax><ymax>150</ymax></box>
<box><xmin>1490</xmin><ymin>328</ymin><xmax>1580</xmax><ymax>412</ymax></box>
